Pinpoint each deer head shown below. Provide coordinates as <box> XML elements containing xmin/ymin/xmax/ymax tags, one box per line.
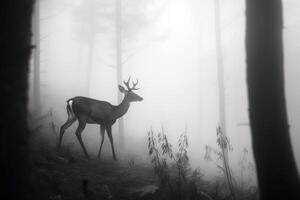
<box><xmin>118</xmin><ymin>76</ymin><xmax>143</xmax><ymax>102</ymax></box>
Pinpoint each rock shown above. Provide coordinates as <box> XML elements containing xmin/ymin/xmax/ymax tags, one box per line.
<box><xmin>46</xmin><ymin>155</ymin><xmax>69</xmax><ymax>164</ymax></box>
<box><xmin>198</xmin><ymin>191</ymin><xmax>215</xmax><ymax>200</ymax></box>
<box><xmin>128</xmin><ymin>184</ymin><xmax>159</xmax><ymax>198</ymax></box>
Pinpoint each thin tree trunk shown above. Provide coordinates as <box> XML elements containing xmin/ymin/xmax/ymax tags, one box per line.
<box><xmin>2</xmin><ymin>0</ymin><xmax>34</xmax><ymax>199</ymax></box>
<box><xmin>213</xmin><ymin>1</ymin><xmax>236</xmax><ymax>199</ymax></box>
<box><xmin>86</xmin><ymin>33</ymin><xmax>95</xmax><ymax>96</ymax></box>
<box><xmin>116</xmin><ymin>0</ymin><xmax>124</xmax><ymax>151</ymax></box>
<box><xmin>213</xmin><ymin>0</ymin><xmax>226</xmax><ymax>134</ymax></box>
<box><xmin>246</xmin><ymin>0</ymin><xmax>300</xmax><ymax>199</ymax></box>
<box><xmin>33</xmin><ymin>0</ymin><xmax>41</xmax><ymax>113</ymax></box>
<box><xmin>85</xmin><ymin>0</ymin><xmax>95</xmax><ymax>96</ymax></box>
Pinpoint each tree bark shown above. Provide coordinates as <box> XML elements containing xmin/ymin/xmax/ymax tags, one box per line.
<box><xmin>1</xmin><ymin>0</ymin><xmax>34</xmax><ymax>199</ymax></box>
<box><xmin>33</xmin><ymin>0</ymin><xmax>41</xmax><ymax>113</ymax></box>
<box><xmin>246</xmin><ymin>0</ymin><xmax>300</xmax><ymax>199</ymax></box>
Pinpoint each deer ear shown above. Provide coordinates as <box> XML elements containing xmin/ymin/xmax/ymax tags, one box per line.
<box><xmin>118</xmin><ymin>85</ymin><xmax>127</xmax><ymax>93</ymax></box>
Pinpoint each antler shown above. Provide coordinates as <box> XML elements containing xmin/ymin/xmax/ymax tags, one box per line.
<box><xmin>123</xmin><ymin>76</ymin><xmax>131</xmax><ymax>91</ymax></box>
<box><xmin>131</xmin><ymin>79</ymin><xmax>140</xmax><ymax>90</ymax></box>
<box><xmin>123</xmin><ymin>76</ymin><xmax>140</xmax><ymax>91</ymax></box>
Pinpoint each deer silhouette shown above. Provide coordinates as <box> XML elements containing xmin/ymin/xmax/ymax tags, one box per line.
<box><xmin>57</xmin><ymin>77</ymin><xmax>143</xmax><ymax>160</ymax></box>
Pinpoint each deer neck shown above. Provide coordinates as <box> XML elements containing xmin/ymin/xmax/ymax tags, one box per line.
<box><xmin>114</xmin><ymin>96</ymin><xmax>130</xmax><ymax>119</ymax></box>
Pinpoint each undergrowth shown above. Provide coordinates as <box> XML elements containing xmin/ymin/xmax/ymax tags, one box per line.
<box><xmin>148</xmin><ymin>127</ymin><xmax>207</xmax><ymax>200</ymax></box>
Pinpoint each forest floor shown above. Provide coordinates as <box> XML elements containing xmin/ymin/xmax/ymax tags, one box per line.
<box><xmin>29</xmin><ymin>142</ymin><xmax>256</xmax><ymax>200</ymax></box>
<box><xmin>28</xmin><ymin>114</ymin><xmax>258</xmax><ymax>200</ymax></box>
<box><xmin>30</xmin><ymin>145</ymin><xmax>161</xmax><ymax>200</ymax></box>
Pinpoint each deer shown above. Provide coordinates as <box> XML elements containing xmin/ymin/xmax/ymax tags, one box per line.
<box><xmin>57</xmin><ymin>77</ymin><xmax>143</xmax><ymax>160</ymax></box>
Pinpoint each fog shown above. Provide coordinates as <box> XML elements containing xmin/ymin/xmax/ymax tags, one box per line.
<box><xmin>29</xmin><ymin>0</ymin><xmax>300</xmax><ymax>186</ymax></box>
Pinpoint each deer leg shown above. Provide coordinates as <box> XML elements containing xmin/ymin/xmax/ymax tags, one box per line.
<box><xmin>75</xmin><ymin>120</ymin><xmax>90</xmax><ymax>159</ymax></box>
<box><xmin>106</xmin><ymin>125</ymin><xmax>117</xmax><ymax>161</ymax></box>
<box><xmin>57</xmin><ymin>116</ymin><xmax>76</xmax><ymax>151</ymax></box>
<box><xmin>97</xmin><ymin>125</ymin><xmax>105</xmax><ymax>159</ymax></box>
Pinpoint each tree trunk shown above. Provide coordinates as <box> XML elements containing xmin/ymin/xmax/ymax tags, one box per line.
<box><xmin>213</xmin><ymin>1</ymin><xmax>236</xmax><ymax>198</ymax></box>
<box><xmin>85</xmin><ymin>0</ymin><xmax>96</xmax><ymax>96</ymax></box>
<box><xmin>246</xmin><ymin>0</ymin><xmax>300</xmax><ymax>199</ymax></box>
<box><xmin>33</xmin><ymin>0</ymin><xmax>41</xmax><ymax>113</ymax></box>
<box><xmin>86</xmin><ymin>33</ymin><xmax>95</xmax><ymax>96</ymax></box>
<box><xmin>116</xmin><ymin>0</ymin><xmax>124</xmax><ymax>151</ymax></box>
<box><xmin>1</xmin><ymin>0</ymin><xmax>34</xmax><ymax>199</ymax></box>
<box><xmin>213</xmin><ymin>0</ymin><xmax>227</xmax><ymax>135</ymax></box>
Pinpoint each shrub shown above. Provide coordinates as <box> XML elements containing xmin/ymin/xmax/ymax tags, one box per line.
<box><xmin>147</xmin><ymin>127</ymin><xmax>201</xmax><ymax>200</ymax></box>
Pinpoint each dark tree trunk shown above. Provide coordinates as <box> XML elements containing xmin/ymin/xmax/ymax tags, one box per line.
<box><xmin>1</xmin><ymin>0</ymin><xmax>34</xmax><ymax>199</ymax></box>
<box><xmin>246</xmin><ymin>0</ymin><xmax>300</xmax><ymax>199</ymax></box>
<box><xmin>33</xmin><ymin>0</ymin><xmax>41</xmax><ymax>113</ymax></box>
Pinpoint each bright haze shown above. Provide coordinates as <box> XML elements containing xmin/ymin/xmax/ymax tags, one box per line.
<box><xmin>29</xmin><ymin>0</ymin><xmax>300</xmax><ymax>185</ymax></box>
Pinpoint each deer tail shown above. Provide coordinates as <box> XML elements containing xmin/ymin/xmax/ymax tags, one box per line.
<box><xmin>66</xmin><ymin>98</ymin><xmax>74</xmax><ymax>118</ymax></box>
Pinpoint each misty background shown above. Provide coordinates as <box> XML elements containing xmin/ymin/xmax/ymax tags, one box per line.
<box><xmin>28</xmin><ymin>0</ymin><xmax>300</xmax><ymax>186</ymax></box>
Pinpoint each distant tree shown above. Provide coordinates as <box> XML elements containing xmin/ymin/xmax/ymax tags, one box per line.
<box><xmin>115</xmin><ymin>0</ymin><xmax>165</xmax><ymax>150</ymax></box>
<box><xmin>115</xmin><ymin>0</ymin><xmax>124</xmax><ymax>150</ymax></box>
<box><xmin>82</xmin><ymin>0</ymin><xmax>96</xmax><ymax>96</ymax></box>
<box><xmin>73</xmin><ymin>0</ymin><xmax>163</xmax><ymax>150</ymax></box>
<box><xmin>73</xmin><ymin>0</ymin><xmax>111</xmax><ymax>95</ymax></box>
<box><xmin>1</xmin><ymin>0</ymin><xmax>34</xmax><ymax>199</ymax></box>
<box><xmin>246</xmin><ymin>0</ymin><xmax>300</xmax><ymax>199</ymax></box>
